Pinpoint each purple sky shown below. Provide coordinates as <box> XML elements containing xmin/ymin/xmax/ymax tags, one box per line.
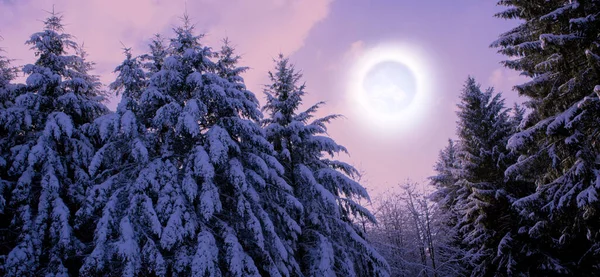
<box><xmin>0</xmin><ymin>0</ymin><xmax>525</xmax><ymax>195</ymax></box>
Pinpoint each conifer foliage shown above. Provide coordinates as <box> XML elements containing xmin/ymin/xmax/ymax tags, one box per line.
<box><xmin>0</xmin><ymin>10</ymin><xmax>395</xmax><ymax>277</ymax></box>
<box><xmin>430</xmin><ymin>139</ymin><xmax>461</xmax><ymax>224</ymax></box>
<box><xmin>79</xmin><ymin>17</ymin><xmax>303</xmax><ymax>277</ymax></box>
<box><xmin>262</xmin><ymin>55</ymin><xmax>389</xmax><ymax>277</ymax></box>
<box><xmin>1</xmin><ymin>12</ymin><xmax>108</xmax><ymax>276</ymax></box>
<box><xmin>491</xmin><ymin>0</ymin><xmax>600</xmax><ymax>275</ymax></box>
<box><xmin>453</xmin><ymin>78</ymin><xmax>515</xmax><ymax>276</ymax></box>
<box><xmin>0</xmin><ymin>41</ymin><xmax>21</xmax><ymax>270</ymax></box>
<box><xmin>428</xmin><ymin>77</ymin><xmax>525</xmax><ymax>276</ymax></box>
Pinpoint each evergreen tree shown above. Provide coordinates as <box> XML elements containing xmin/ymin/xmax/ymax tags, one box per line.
<box><xmin>0</xmin><ymin>44</ymin><xmax>18</xmax><ymax>110</ymax></box>
<box><xmin>0</xmin><ymin>44</ymin><xmax>21</xmax><ymax>270</ymax></box>
<box><xmin>80</xmin><ymin>18</ymin><xmax>302</xmax><ymax>277</ymax></box>
<box><xmin>429</xmin><ymin>139</ymin><xmax>465</xmax><ymax>275</ymax></box>
<box><xmin>509</xmin><ymin>103</ymin><xmax>525</xmax><ymax>134</ymax></box>
<box><xmin>262</xmin><ymin>54</ymin><xmax>389</xmax><ymax>277</ymax></box>
<box><xmin>450</xmin><ymin>77</ymin><xmax>514</xmax><ymax>276</ymax></box>
<box><xmin>141</xmin><ymin>34</ymin><xmax>168</xmax><ymax>77</ymax></box>
<box><xmin>76</xmin><ymin>47</ymin><xmax>151</xmax><ymax>276</ymax></box>
<box><xmin>430</xmin><ymin>139</ymin><xmax>462</xmax><ymax>220</ymax></box>
<box><xmin>492</xmin><ymin>0</ymin><xmax>600</xmax><ymax>274</ymax></box>
<box><xmin>1</xmin><ymin>12</ymin><xmax>108</xmax><ymax>276</ymax></box>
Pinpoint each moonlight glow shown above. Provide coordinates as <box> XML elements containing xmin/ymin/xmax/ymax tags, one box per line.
<box><xmin>348</xmin><ymin>42</ymin><xmax>433</xmax><ymax>133</ymax></box>
<box><xmin>362</xmin><ymin>61</ymin><xmax>417</xmax><ymax>113</ymax></box>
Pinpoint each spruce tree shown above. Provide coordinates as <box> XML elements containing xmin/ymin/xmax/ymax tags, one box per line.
<box><xmin>429</xmin><ymin>139</ymin><xmax>465</xmax><ymax>275</ymax></box>
<box><xmin>430</xmin><ymin>139</ymin><xmax>462</xmax><ymax>221</ymax></box>
<box><xmin>451</xmin><ymin>77</ymin><xmax>514</xmax><ymax>276</ymax></box>
<box><xmin>1</xmin><ymin>12</ymin><xmax>108</xmax><ymax>276</ymax></box>
<box><xmin>509</xmin><ymin>103</ymin><xmax>525</xmax><ymax>134</ymax></box>
<box><xmin>0</xmin><ymin>44</ymin><xmax>21</xmax><ymax>271</ymax></box>
<box><xmin>262</xmin><ymin>54</ymin><xmax>389</xmax><ymax>277</ymax></box>
<box><xmin>141</xmin><ymin>34</ymin><xmax>168</xmax><ymax>77</ymax></box>
<box><xmin>80</xmin><ymin>18</ymin><xmax>302</xmax><ymax>277</ymax></box>
<box><xmin>76</xmin><ymin>47</ymin><xmax>151</xmax><ymax>276</ymax></box>
<box><xmin>492</xmin><ymin>0</ymin><xmax>600</xmax><ymax>274</ymax></box>
<box><xmin>0</xmin><ymin>45</ymin><xmax>18</xmax><ymax>110</ymax></box>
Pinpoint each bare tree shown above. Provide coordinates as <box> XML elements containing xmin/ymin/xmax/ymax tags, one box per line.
<box><xmin>366</xmin><ymin>182</ymin><xmax>464</xmax><ymax>277</ymax></box>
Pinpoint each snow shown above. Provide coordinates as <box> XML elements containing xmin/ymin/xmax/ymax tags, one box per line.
<box><xmin>540</xmin><ymin>1</ymin><xmax>580</xmax><ymax>21</ymax></box>
<box><xmin>186</xmin><ymin>71</ymin><xmax>203</xmax><ymax>88</ymax></box>
<box><xmin>192</xmin><ymin>231</ymin><xmax>221</xmax><ymax>277</ymax></box>
<box><xmin>199</xmin><ymin>180</ymin><xmax>221</xmax><ymax>220</ymax></box>
<box><xmin>569</xmin><ymin>14</ymin><xmax>595</xmax><ymax>26</ymax></box>
<box><xmin>117</xmin><ymin>216</ymin><xmax>141</xmax><ymax>277</ymax></box>
<box><xmin>132</xmin><ymin>138</ymin><xmax>149</xmax><ymax>163</ymax></box>
<box><xmin>313</xmin><ymin>234</ymin><xmax>335</xmax><ymax>277</ymax></box>
<box><xmin>224</xmin><ymin>229</ymin><xmax>260</xmax><ymax>277</ymax></box>
<box><xmin>207</xmin><ymin>125</ymin><xmax>235</xmax><ymax>164</ymax></box>
<box><xmin>160</xmin><ymin>207</ymin><xmax>185</xmax><ymax>250</ymax></box>
<box><xmin>10</xmin><ymin>145</ymin><xmax>30</xmax><ymax>174</ymax></box>
<box><xmin>192</xmin><ymin>146</ymin><xmax>214</xmax><ymax>178</ymax></box>
<box><xmin>138</xmin><ymin>194</ymin><xmax>163</xmax><ymax>237</ymax></box>
<box><xmin>52</xmin><ymin>197</ymin><xmax>73</xmax><ymax>249</ymax></box>
<box><xmin>141</xmin><ymin>240</ymin><xmax>167</xmax><ymax>276</ymax></box>
<box><xmin>228</xmin><ymin>158</ymin><xmax>246</xmax><ymax>191</ymax></box>
<box><xmin>5</xmin><ymin>240</ymin><xmax>36</xmax><ymax>276</ymax></box>
<box><xmin>120</xmin><ymin>110</ymin><xmax>137</xmax><ymax>136</ymax></box>
<box><xmin>182</xmin><ymin>174</ymin><xmax>197</xmax><ymax>203</ymax></box>
<box><xmin>44</xmin><ymin>112</ymin><xmax>74</xmax><ymax>139</ymax></box>
<box><xmin>178</xmin><ymin>100</ymin><xmax>205</xmax><ymax>137</ymax></box>
<box><xmin>97</xmin><ymin>114</ymin><xmax>118</xmax><ymax>141</ymax></box>
<box><xmin>88</xmin><ymin>144</ymin><xmax>106</xmax><ymax>176</ymax></box>
<box><xmin>153</xmin><ymin>102</ymin><xmax>182</xmax><ymax>128</ymax></box>
<box><xmin>0</xmin><ymin>15</ymin><xmax>391</xmax><ymax>277</ymax></box>
<box><xmin>246</xmin><ymin>170</ymin><xmax>266</xmax><ymax>188</ymax></box>
<box><xmin>576</xmin><ymin>185</ymin><xmax>598</xmax><ymax>208</ymax></box>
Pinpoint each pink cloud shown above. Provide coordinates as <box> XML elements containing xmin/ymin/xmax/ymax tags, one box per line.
<box><xmin>0</xmin><ymin>0</ymin><xmax>333</xmax><ymax>109</ymax></box>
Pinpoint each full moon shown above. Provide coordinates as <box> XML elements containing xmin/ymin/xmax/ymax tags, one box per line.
<box><xmin>347</xmin><ymin>42</ymin><xmax>433</xmax><ymax>133</ymax></box>
<box><xmin>362</xmin><ymin>61</ymin><xmax>417</xmax><ymax>114</ymax></box>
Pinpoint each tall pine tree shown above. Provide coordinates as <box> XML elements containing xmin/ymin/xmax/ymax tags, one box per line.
<box><xmin>492</xmin><ymin>0</ymin><xmax>600</xmax><ymax>275</ymax></box>
<box><xmin>262</xmin><ymin>54</ymin><xmax>389</xmax><ymax>277</ymax></box>
<box><xmin>1</xmin><ymin>11</ymin><xmax>108</xmax><ymax>276</ymax></box>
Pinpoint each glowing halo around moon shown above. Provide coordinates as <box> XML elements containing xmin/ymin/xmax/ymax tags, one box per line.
<box><xmin>347</xmin><ymin>42</ymin><xmax>434</xmax><ymax>133</ymax></box>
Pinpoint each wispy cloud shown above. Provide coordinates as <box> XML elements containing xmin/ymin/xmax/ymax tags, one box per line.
<box><xmin>0</xmin><ymin>0</ymin><xmax>334</xmax><ymax>109</ymax></box>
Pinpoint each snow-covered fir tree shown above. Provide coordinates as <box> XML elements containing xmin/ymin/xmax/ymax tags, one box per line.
<box><xmin>75</xmin><ymin>46</ymin><xmax>150</xmax><ymax>277</ymax></box>
<box><xmin>449</xmin><ymin>77</ymin><xmax>516</xmax><ymax>276</ymax></box>
<box><xmin>1</xmin><ymin>12</ymin><xmax>108</xmax><ymax>276</ymax></box>
<box><xmin>509</xmin><ymin>103</ymin><xmax>525</xmax><ymax>134</ymax></box>
<box><xmin>430</xmin><ymin>139</ymin><xmax>462</xmax><ymax>221</ymax></box>
<box><xmin>215</xmin><ymin>41</ymin><xmax>308</xmax><ymax>276</ymax></box>
<box><xmin>0</xmin><ymin>44</ymin><xmax>18</xmax><ymax>110</ymax></box>
<box><xmin>0</xmin><ymin>44</ymin><xmax>21</xmax><ymax>270</ymax></box>
<box><xmin>262</xmin><ymin>54</ymin><xmax>389</xmax><ymax>277</ymax></box>
<box><xmin>80</xmin><ymin>17</ymin><xmax>303</xmax><ymax>277</ymax></box>
<box><xmin>141</xmin><ymin>34</ymin><xmax>168</xmax><ymax>77</ymax></box>
<box><xmin>492</xmin><ymin>0</ymin><xmax>600</xmax><ymax>275</ymax></box>
<box><xmin>0</xmin><ymin>46</ymin><xmax>19</xmax><ymax>194</ymax></box>
<box><xmin>428</xmin><ymin>139</ymin><xmax>465</xmax><ymax>275</ymax></box>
